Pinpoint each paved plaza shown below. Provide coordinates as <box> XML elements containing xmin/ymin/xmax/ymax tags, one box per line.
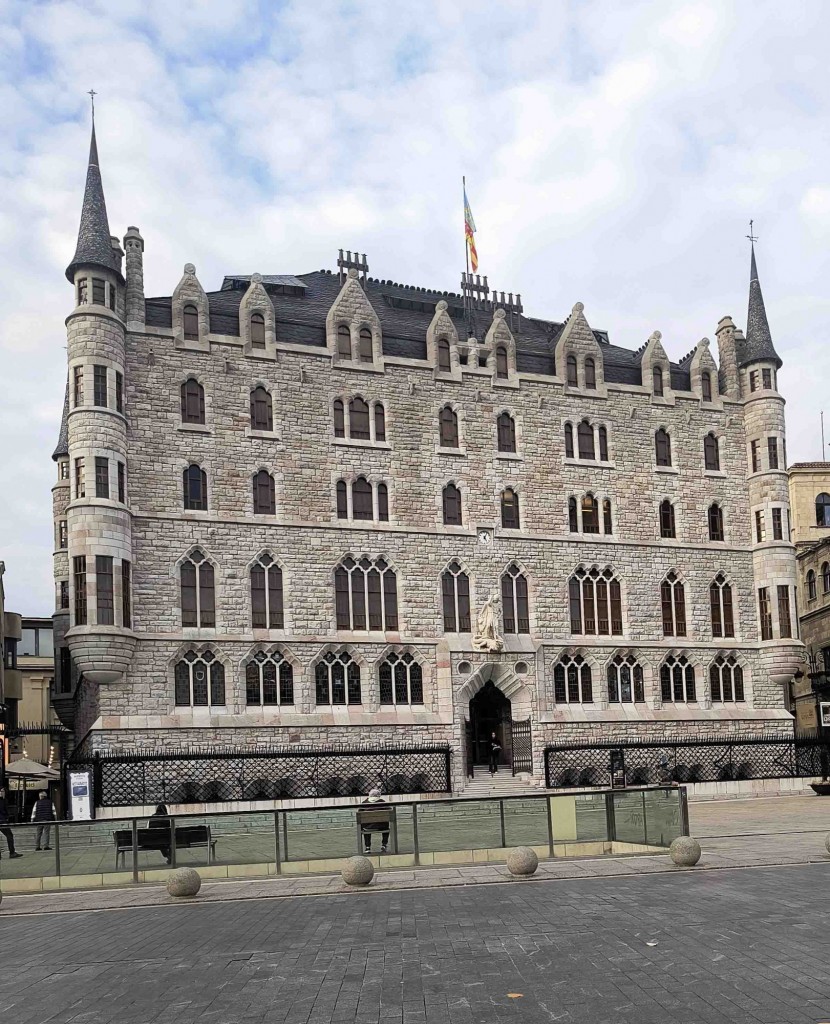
<box><xmin>0</xmin><ymin>863</ymin><xmax>829</xmax><ymax>1023</ymax></box>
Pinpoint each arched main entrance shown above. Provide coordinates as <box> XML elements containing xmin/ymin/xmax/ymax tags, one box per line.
<box><xmin>469</xmin><ymin>680</ymin><xmax>511</xmax><ymax>767</ymax></box>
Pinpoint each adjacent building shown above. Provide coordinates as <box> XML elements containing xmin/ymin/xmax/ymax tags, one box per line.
<box><xmin>52</xmin><ymin>123</ymin><xmax>805</xmax><ymax>810</ymax></box>
<box><xmin>789</xmin><ymin>461</ymin><xmax>830</xmax><ymax>547</ymax></box>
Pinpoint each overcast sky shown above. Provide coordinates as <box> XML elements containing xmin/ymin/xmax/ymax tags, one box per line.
<box><xmin>2</xmin><ymin>0</ymin><xmax>829</xmax><ymax>615</ymax></box>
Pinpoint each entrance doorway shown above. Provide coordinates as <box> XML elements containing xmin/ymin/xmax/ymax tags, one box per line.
<box><xmin>469</xmin><ymin>680</ymin><xmax>511</xmax><ymax>766</ymax></box>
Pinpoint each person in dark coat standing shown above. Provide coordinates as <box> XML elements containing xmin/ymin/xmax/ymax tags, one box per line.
<box><xmin>31</xmin><ymin>790</ymin><xmax>56</xmax><ymax>850</ymax></box>
<box><xmin>488</xmin><ymin>732</ymin><xmax>501</xmax><ymax>775</ymax></box>
<box><xmin>149</xmin><ymin>803</ymin><xmax>172</xmax><ymax>863</ymax></box>
<box><xmin>0</xmin><ymin>786</ymin><xmax>23</xmax><ymax>858</ymax></box>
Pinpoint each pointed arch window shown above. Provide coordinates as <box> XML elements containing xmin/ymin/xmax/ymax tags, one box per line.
<box><xmin>701</xmin><ymin>371</ymin><xmax>712</xmax><ymax>402</ymax></box>
<box><xmin>581</xmin><ymin>494</ymin><xmax>599</xmax><ymax>534</ymax></box>
<box><xmin>349</xmin><ymin>397</ymin><xmax>370</xmax><ymax>440</ymax></box>
<box><xmin>554</xmin><ymin>655</ymin><xmax>592</xmax><ymax>704</ymax></box>
<box><xmin>704</xmin><ymin>432</ymin><xmax>720</xmax><ymax>471</ymax></box>
<box><xmin>246</xmin><ymin>650</ymin><xmax>293</xmax><ymax>706</ymax></box>
<box><xmin>607</xmin><ymin>654</ymin><xmax>645</xmax><ymax>703</ymax></box>
<box><xmin>501</xmin><ymin>488</ymin><xmax>520</xmax><ymax>529</ymax></box>
<box><xmin>501</xmin><ymin>563</ymin><xmax>529</xmax><ymax>634</ymax></box>
<box><xmin>602</xmin><ymin>498</ymin><xmax>613</xmax><ymax>535</ymax></box>
<box><xmin>655</xmin><ymin>428</ymin><xmax>671</xmax><ymax>467</ymax></box>
<box><xmin>337</xmin><ymin>323</ymin><xmax>351</xmax><ymax>358</ymax></box>
<box><xmin>710</xmin><ymin>573</ymin><xmax>735</xmax><ymax>638</ymax></box>
<box><xmin>817</xmin><ymin>493</ymin><xmax>830</xmax><ymax>527</ymax></box>
<box><xmin>442</xmin><ymin>561</ymin><xmax>470</xmax><ymax>632</ymax></box>
<box><xmin>334</xmin><ymin>556</ymin><xmax>398</xmax><ymax>631</ymax></box>
<box><xmin>315</xmin><ymin>650</ymin><xmax>361</xmax><ymax>705</ymax></box>
<box><xmin>183</xmin><ymin>464</ymin><xmax>208</xmax><ymax>511</ymax></box>
<box><xmin>250</xmin><ymin>312</ymin><xmax>266</xmax><ymax>349</ymax></box>
<box><xmin>437</xmin><ymin>337</ymin><xmax>452</xmax><ymax>372</ymax></box>
<box><xmin>659</xmin><ymin>499</ymin><xmax>676</xmax><ymax>539</ymax></box>
<box><xmin>175</xmin><ymin>650</ymin><xmax>225</xmax><ymax>706</ymax></box>
<box><xmin>660</xmin><ymin>655</ymin><xmax>696</xmax><ymax>702</ymax></box>
<box><xmin>584</xmin><ymin>357</ymin><xmax>596</xmax><ymax>389</ymax></box>
<box><xmin>568</xmin><ymin>496</ymin><xmax>578</xmax><ymax>533</ymax></box>
<box><xmin>439</xmin><ymin>405</ymin><xmax>459</xmax><ymax>447</ymax></box>
<box><xmin>708</xmin><ymin>503</ymin><xmax>724</xmax><ymax>542</ymax></box>
<box><xmin>183</xmin><ymin>304</ymin><xmax>199</xmax><ymax>341</ymax></box>
<box><xmin>377</xmin><ymin>482</ymin><xmax>389</xmax><ymax>522</ymax></box>
<box><xmin>379</xmin><ymin>652</ymin><xmax>424</xmax><ymax>705</ymax></box>
<box><xmin>181</xmin><ymin>378</ymin><xmax>205</xmax><ymax>424</ymax></box>
<box><xmin>568</xmin><ymin>566</ymin><xmax>623</xmax><ymax>635</ymax></box>
<box><xmin>564</xmin><ymin>422</ymin><xmax>574</xmax><ymax>459</ymax></box>
<box><xmin>373</xmin><ymin>402</ymin><xmax>386</xmax><ymax>441</ymax></box>
<box><xmin>807</xmin><ymin>570</ymin><xmax>817</xmax><ymax>601</ymax></box>
<box><xmin>358</xmin><ymin>327</ymin><xmax>373</xmax><ymax>362</ymax></box>
<box><xmin>495</xmin><ymin>346</ymin><xmax>509</xmax><ymax>379</ymax></box>
<box><xmin>250</xmin><ymin>553</ymin><xmax>283</xmax><ymax>629</ymax></box>
<box><xmin>333</xmin><ymin>399</ymin><xmax>345</xmax><ymax>438</ymax></box>
<box><xmin>252</xmin><ymin>470</ymin><xmax>276</xmax><ymax>515</ymax></box>
<box><xmin>180</xmin><ymin>549</ymin><xmax>215</xmax><ymax>628</ymax></box>
<box><xmin>710</xmin><ymin>654</ymin><xmax>744</xmax><ymax>703</ymax></box>
<box><xmin>660</xmin><ymin>571</ymin><xmax>686</xmax><ymax>637</ymax></box>
<box><xmin>336</xmin><ymin>480</ymin><xmax>348</xmax><ymax>519</ymax></box>
<box><xmin>566</xmin><ymin>354</ymin><xmax>578</xmax><ymax>387</ymax></box>
<box><xmin>577</xmin><ymin>420</ymin><xmax>595</xmax><ymax>460</ymax></box>
<box><xmin>250</xmin><ymin>387</ymin><xmax>273</xmax><ymax>431</ymax></box>
<box><xmin>497</xmin><ymin>412</ymin><xmax>516</xmax><ymax>453</ymax></box>
<box><xmin>352</xmin><ymin>476</ymin><xmax>373</xmax><ymax>520</ymax></box>
<box><xmin>653</xmin><ymin>365</ymin><xmax>664</xmax><ymax>396</ymax></box>
<box><xmin>442</xmin><ymin>483</ymin><xmax>462</xmax><ymax>526</ymax></box>
<box><xmin>823</xmin><ymin>562</ymin><xmax>830</xmax><ymax>594</ymax></box>
<box><xmin>598</xmin><ymin>426</ymin><xmax>608</xmax><ymax>461</ymax></box>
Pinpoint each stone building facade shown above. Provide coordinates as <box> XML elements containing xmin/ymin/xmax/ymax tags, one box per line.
<box><xmin>789</xmin><ymin>462</ymin><xmax>830</xmax><ymax>547</ymax></box>
<box><xmin>51</xmin><ymin>126</ymin><xmax>805</xmax><ymax>807</ymax></box>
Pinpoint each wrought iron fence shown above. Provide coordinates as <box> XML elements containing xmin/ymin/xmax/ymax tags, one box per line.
<box><xmin>544</xmin><ymin>732</ymin><xmax>829</xmax><ymax>789</ymax></box>
<box><xmin>69</xmin><ymin>744</ymin><xmax>452</xmax><ymax>808</ymax></box>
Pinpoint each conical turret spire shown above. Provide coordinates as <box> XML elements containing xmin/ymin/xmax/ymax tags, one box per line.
<box><xmin>65</xmin><ymin>119</ymin><xmax>122</xmax><ymax>282</ymax></box>
<box><xmin>742</xmin><ymin>241</ymin><xmax>781</xmax><ymax>368</ymax></box>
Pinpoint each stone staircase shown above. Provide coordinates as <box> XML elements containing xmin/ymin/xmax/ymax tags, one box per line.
<box><xmin>461</xmin><ymin>766</ymin><xmax>541</xmax><ymax>798</ymax></box>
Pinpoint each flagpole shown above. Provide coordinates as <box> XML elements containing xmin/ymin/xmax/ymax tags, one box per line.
<box><xmin>463</xmin><ymin>175</ymin><xmax>470</xmax><ymax>281</ymax></box>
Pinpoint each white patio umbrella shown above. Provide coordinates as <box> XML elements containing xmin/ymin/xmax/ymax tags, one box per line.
<box><xmin>5</xmin><ymin>759</ymin><xmax>61</xmax><ymax>819</ymax></box>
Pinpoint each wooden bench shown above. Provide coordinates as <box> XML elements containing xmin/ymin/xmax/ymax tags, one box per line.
<box><xmin>112</xmin><ymin>825</ymin><xmax>217</xmax><ymax>869</ymax></box>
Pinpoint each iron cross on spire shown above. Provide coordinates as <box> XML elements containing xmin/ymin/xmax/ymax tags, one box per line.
<box><xmin>88</xmin><ymin>89</ymin><xmax>96</xmax><ymax>122</ymax></box>
<box><xmin>746</xmin><ymin>219</ymin><xmax>758</xmax><ymax>244</ymax></box>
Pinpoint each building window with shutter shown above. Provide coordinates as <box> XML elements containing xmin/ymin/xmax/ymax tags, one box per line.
<box><xmin>250</xmin><ymin>387</ymin><xmax>273</xmax><ymax>431</ymax></box>
<box><xmin>180</xmin><ymin>549</ymin><xmax>215</xmax><ymax>628</ymax></box>
<box><xmin>659</xmin><ymin>499</ymin><xmax>676</xmax><ymax>539</ymax></box>
<box><xmin>704</xmin><ymin>432</ymin><xmax>720</xmax><ymax>471</ymax></box>
<box><xmin>501</xmin><ymin>488</ymin><xmax>520</xmax><ymax>529</ymax></box>
<box><xmin>566</xmin><ymin>354</ymin><xmax>578</xmax><ymax>387</ymax></box>
<box><xmin>497</xmin><ymin>412</ymin><xmax>516</xmax><ymax>453</ymax></box>
<box><xmin>653</xmin><ymin>365</ymin><xmax>664</xmax><ymax>396</ymax></box>
<box><xmin>710</xmin><ymin>573</ymin><xmax>735</xmax><ymax>638</ymax></box>
<box><xmin>374</xmin><ymin>403</ymin><xmax>386</xmax><ymax>441</ymax></box>
<box><xmin>442</xmin><ymin>483</ymin><xmax>462</xmax><ymax>525</ymax></box>
<box><xmin>584</xmin><ymin>357</ymin><xmax>596</xmax><ymax>389</ymax></box>
<box><xmin>334</xmin><ymin>556</ymin><xmax>398</xmax><ymax>631</ymax></box>
<box><xmin>180</xmin><ymin>379</ymin><xmax>205</xmax><ymax>424</ymax></box>
<box><xmin>438</xmin><ymin>337</ymin><xmax>452</xmax><ymax>372</ymax></box>
<box><xmin>337</xmin><ymin>324</ymin><xmax>351</xmax><ymax>358</ymax></box>
<box><xmin>183</xmin><ymin>304</ymin><xmax>199</xmax><ymax>340</ymax></box>
<box><xmin>252</xmin><ymin>470</ymin><xmax>276</xmax><ymax>515</ymax></box>
<box><xmin>358</xmin><ymin>327</ymin><xmax>373</xmax><ymax>362</ymax></box>
<box><xmin>564</xmin><ymin>422</ymin><xmax>574</xmax><ymax>459</ymax></box>
<box><xmin>568</xmin><ymin>566</ymin><xmax>623</xmax><ymax>635</ymax></box>
<box><xmin>183</xmin><ymin>464</ymin><xmax>208</xmax><ymax>511</ymax></box>
<box><xmin>661</xmin><ymin>571</ymin><xmax>686</xmax><ymax>637</ymax></box>
<box><xmin>439</xmin><ymin>405</ymin><xmax>459</xmax><ymax>447</ymax></box>
<box><xmin>501</xmin><ymin>563</ymin><xmax>529</xmax><ymax>634</ymax></box>
<box><xmin>708</xmin><ymin>503</ymin><xmax>724</xmax><ymax>541</ymax></box>
<box><xmin>577</xmin><ymin>420</ymin><xmax>595</xmax><ymax>460</ymax></box>
<box><xmin>349</xmin><ymin>397</ymin><xmax>370</xmax><ymax>439</ymax></box>
<box><xmin>581</xmin><ymin>494</ymin><xmax>599</xmax><ymax>534</ymax></box>
<box><xmin>250</xmin><ymin>554</ymin><xmax>284</xmax><ymax>629</ymax></box>
<box><xmin>250</xmin><ymin>312</ymin><xmax>266</xmax><ymax>349</ymax></box>
<box><xmin>495</xmin><ymin>346</ymin><xmax>509</xmax><ymax>379</ymax></box>
<box><xmin>701</xmin><ymin>371</ymin><xmax>712</xmax><ymax>401</ymax></box>
<box><xmin>655</xmin><ymin>428</ymin><xmax>671</xmax><ymax>467</ymax></box>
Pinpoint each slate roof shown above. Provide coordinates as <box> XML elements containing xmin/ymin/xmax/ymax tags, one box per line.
<box><xmin>145</xmin><ymin>270</ymin><xmax>694</xmax><ymax>389</ymax></box>
<box><xmin>740</xmin><ymin>246</ymin><xmax>781</xmax><ymax>369</ymax></box>
<box><xmin>52</xmin><ymin>381</ymin><xmax>69</xmax><ymax>461</ymax></box>
<box><xmin>65</xmin><ymin>125</ymin><xmax>122</xmax><ymax>282</ymax></box>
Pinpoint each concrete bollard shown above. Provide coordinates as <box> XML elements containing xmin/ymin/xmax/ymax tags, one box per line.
<box><xmin>166</xmin><ymin>867</ymin><xmax>202</xmax><ymax>897</ymax></box>
<box><xmin>341</xmin><ymin>855</ymin><xmax>374</xmax><ymax>886</ymax></box>
<box><xmin>669</xmin><ymin>836</ymin><xmax>702</xmax><ymax>867</ymax></box>
<box><xmin>506</xmin><ymin>846</ymin><xmax>539</xmax><ymax>877</ymax></box>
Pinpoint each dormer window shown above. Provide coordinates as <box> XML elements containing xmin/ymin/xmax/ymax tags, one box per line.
<box><xmin>337</xmin><ymin>324</ymin><xmax>351</xmax><ymax>358</ymax></box>
<box><xmin>566</xmin><ymin>354</ymin><xmax>578</xmax><ymax>387</ymax></box>
<box><xmin>438</xmin><ymin>337</ymin><xmax>451</xmax><ymax>372</ymax></box>
<box><xmin>358</xmin><ymin>327</ymin><xmax>373</xmax><ymax>362</ymax></box>
<box><xmin>183</xmin><ymin>304</ymin><xmax>199</xmax><ymax>341</ymax></box>
<box><xmin>653</xmin><ymin>365</ymin><xmax>664</xmax><ymax>396</ymax></box>
<box><xmin>585</xmin><ymin>358</ymin><xmax>596</xmax><ymax>389</ymax></box>
<box><xmin>496</xmin><ymin>346</ymin><xmax>508</xmax><ymax>379</ymax></box>
<box><xmin>701</xmin><ymin>371</ymin><xmax>712</xmax><ymax>402</ymax></box>
<box><xmin>92</xmin><ymin>278</ymin><xmax>106</xmax><ymax>305</ymax></box>
<box><xmin>250</xmin><ymin>312</ymin><xmax>266</xmax><ymax>350</ymax></box>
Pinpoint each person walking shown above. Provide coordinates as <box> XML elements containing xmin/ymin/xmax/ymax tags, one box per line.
<box><xmin>149</xmin><ymin>803</ymin><xmax>172</xmax><ymax>863</ymax></box>
<box><xmin>31</xmin><ymin>790</ymin><xmax>56</xmax><ymax>851</ymax></box>
<box><xmin>0</xmin><ymin>786</ymin><xmax>23</xmax><ymax>859</ymax></box>
<box><xmin>488</xmin><ymin>732</ymin><xmax>501</xmax><ymax>775</ymax></box>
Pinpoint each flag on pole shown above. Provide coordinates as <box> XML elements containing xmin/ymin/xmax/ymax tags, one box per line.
<box><xmin>464</xmin><ymin>183</ymin><xmax>478</xmax><ymax>272</ymax></box>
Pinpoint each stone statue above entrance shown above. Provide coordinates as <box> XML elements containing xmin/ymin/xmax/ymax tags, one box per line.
<box><xmin>472</xmin><ymin>589</ymin><xmax>504</xmax><ymax>652</ymax></box>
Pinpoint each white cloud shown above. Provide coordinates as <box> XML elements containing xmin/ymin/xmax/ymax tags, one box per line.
<box><xmin>1</xmin><ymin>0</ymin><xmax>830</xmax><ymax>613</ymax></box>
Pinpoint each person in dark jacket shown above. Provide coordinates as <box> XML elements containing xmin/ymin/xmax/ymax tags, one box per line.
<box><xmin>149</xmin><ymin>803</ymin><xmax>172</xmax><ymax>863</ymax></box>
<box><xmin>488</xmin><ymin>732</ymin><xmax>501</xmax><ymax>775</ymax></box>
<box><xmin>360</xmin><ymin>789</ymin><xmax>391</xmax><ymax>854</ymax></box>
<box><xmin>0</xmin><ymin>786</ymin><xmax>22</xmax><ymax>858</ymax></box>
<box><xmin>31</xmin><ymin>791</ymin><xmax>56</xmax><ymax>850</ymax></box>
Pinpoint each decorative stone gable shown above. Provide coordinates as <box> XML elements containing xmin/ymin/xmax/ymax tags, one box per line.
<box><xmin>689</xmin><ymin>338</ymin><xmax>720</xmax><ymax>403</ymax></box>
<box><xmin>640</xmin><ymin>330</ymin><xmax>673</xmax><ymax>404</ymax></box>
<box><xmin>484</xmin><ymin>309</ymin><xmax>517</xmax><ymax>379</ymax></box>
<box><xmin>173</xmin><ymin>263</ymin><xmax>210</xmax><ymax>352</ymax></box>
<box><xmin>240</xmin><ymin>273</ymin><xmax>277</xmax><ymax>358</ymax></box>
<box><xmin>426</xmin><ymin>300</ymin><xmax>460</xmax><ymax>375</ymax></box>
<box><xmin>554</xmin><ymin>302</ymin><xmax>606</xmax><ymax>393</ymax></box>
<box><xmin>715</xmin><ymin>315</ymin><xmax>740</xmax><ymax>400</ymax></box>
<box><xmin>325</xmin><ymin>268</ymin><xmax>383</xmax><ymax>367</ymax></box>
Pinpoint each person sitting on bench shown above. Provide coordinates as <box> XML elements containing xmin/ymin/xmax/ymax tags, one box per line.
<box><xmin>361</xmin><ymin>789</ymin><xmax>391</xmax><ymax>854</ymax></box>
<box><xmin>149</xmin><ymin>803</ymin><xmax>172</xmax><ymax>863</ymax></box>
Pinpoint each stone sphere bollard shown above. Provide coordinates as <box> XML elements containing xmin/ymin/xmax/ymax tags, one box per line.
<box><xmin>506</xmin><ymin>846</ymin><xmax>539</xmax><ymax>877</ymax></box>
<box><xmin>166</xmin><ymin>867</ymin><xmax>202</xmax><ymax>898</ymax></box>
<box><xmin>341</xmin><ymin>855</ymin><xmax>374</xmax><ymax>886</ymax></box>
<box><xmin>669</xmin><ymin>836</ymin><xmax>702</xmax><ymax>867</ymax></box>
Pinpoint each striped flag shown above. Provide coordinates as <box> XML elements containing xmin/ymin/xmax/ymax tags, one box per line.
<box><xmin>463</xmin><ymin>183</ymin><xmax>478</xmax><ymax>272</ymax></box>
